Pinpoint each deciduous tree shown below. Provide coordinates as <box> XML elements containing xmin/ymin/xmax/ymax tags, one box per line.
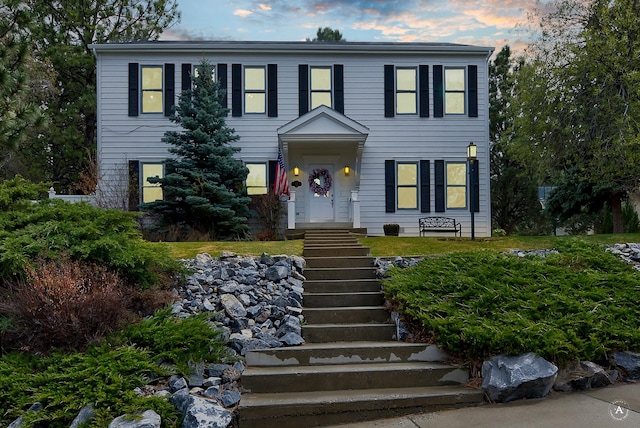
<box><xmin>513</xmin><ymin>0</ymin><xmax>640</xmax><ymax>233</ymax></box>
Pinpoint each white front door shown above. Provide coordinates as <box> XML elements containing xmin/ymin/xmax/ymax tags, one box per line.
<box><xmin>309</xmin><ymin>164</ymin><xmax>335</xmax><ymax>222</ymax></box>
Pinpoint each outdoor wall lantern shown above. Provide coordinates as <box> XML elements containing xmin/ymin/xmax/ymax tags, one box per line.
<box><xmin>293</xmin><ymin>166</ymin><xmax>300</xmax><ymax>176</ymax></box>
<box><xmin>344</xmin><ymin>165</ymin><xmax>351</xmax><ymax>176</ymax></box>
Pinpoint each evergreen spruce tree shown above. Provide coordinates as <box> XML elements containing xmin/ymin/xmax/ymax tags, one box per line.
<box><xmin>142</xmin><ymin>60</ymin><xmax>250</xmax><ymax>240</ymax></box>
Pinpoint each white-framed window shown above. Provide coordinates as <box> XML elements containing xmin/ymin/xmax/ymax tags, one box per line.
<box><xmin>446</xmin><ymin>162</ymin><xmax>466</xmax><ymax>209</ymax></box>
<box><xmin>397</xmin><ymin>162</ymin><xmax>418</xmax><ymax>209</ymax></box>
<box><xmin>141</xmin><ymin>65</ymin><xmax>163</xmax><ymax>113</ymax></box>
<box><xmin>244</xmin><ymin>66</ymin><xmax>266</xmax><ymax>114</ymax></box>
<box><xmin>445</xmin><ymin>68</ymin><xmax>465</xmax><ymax>115</ymax></box>
<box><xmin>396</xmin><ymin>67</ymin><xmax>417</xmax><ymax>114</ymax></box>
<box><xmin>246</xmin><ymin>163</ymin><xmax>268</xmax><ymax>195</ymax></box>
<box><xmin>310</xmin><ymin>66</ymin><xmax>332</xmax><ymax>110</ymax></box>
<box><xmin>141</xmin><ymin>163</ymin><xmax>163</xmax><ymax>203</ymax></box>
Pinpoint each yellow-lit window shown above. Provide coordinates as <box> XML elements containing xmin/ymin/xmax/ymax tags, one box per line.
<box><xmin>246</xmin><ymin>163</ymin><xmax>267</xmax><ymax>195</ymax></box>
<box><xmin>396</xmin><ymin>68</ymin><xmax>417</xmax><ymax>114</ymax></box>
<box><xmin>446</xmin><ymin>162</ymin><xmax>466</xmax><ymax>209</ymax></box>
<box><xmin>245</xmin><ymin>67</ymin><xmax>266</xmax><ymax>114</ymax></box>
<box><xmin>397</xmin><ymin>162</ymin><xmax>418</xmax><ymax>209</ymax></box>
<box><xmin>141</xmin><ymin>66</ymin><xmax>163</xmax><ymax>113</ymax></box>
<box><xmin>142</xmin><ymin>163</ymin><xmax>163</xmax><ymax>203</ymax></box>
<box><xmin>445</xmin><ymin>68</ymin><xmax>465</xmax><ymax>115</ymax></box>
<box><xmin>310</xmin><ymin>67</ymin><xmax>332</xmax><ymax>109</ymax></box>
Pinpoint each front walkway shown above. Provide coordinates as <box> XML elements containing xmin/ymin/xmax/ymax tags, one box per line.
<box><xmin>328</xmin><ymin>381</ymin><xmax>640</xmax><ymax>427</ymax></box>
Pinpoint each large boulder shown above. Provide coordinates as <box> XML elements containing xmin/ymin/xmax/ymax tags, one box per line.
<box><xmin>612</xmin><ymin>351</ymin><xmax>640</xmax><ymax>379</ymax></box>
<box><xmin>482</xmin><ymin>353</ymin><xmax>558</xmax><ymax>403</ymax></box>
<box><xmin>554</xmin><ymin>361</ymin><xmax>616</xmax><ymax>391</ymax></box>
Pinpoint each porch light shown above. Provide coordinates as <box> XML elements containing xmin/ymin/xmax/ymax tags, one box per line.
<box><xmin>467</xmin><ymin>142</ymin><xmax>477</xmax><ymax>161</ymax></box>
<box><xmin>293</xmin><ymin>166</ymin><xmax>299</xmax><ymax>176</ymax></box>
<box><xmin>344</xmin><ymin>165</ymin><xmax>351</xmax><ymax>176</ymax></box>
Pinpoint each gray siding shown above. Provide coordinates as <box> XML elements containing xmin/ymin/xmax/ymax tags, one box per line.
<box><xmin>94</xmin><ymin>42</ymin><xmax>493</xmax><ymax>236</ymax></box>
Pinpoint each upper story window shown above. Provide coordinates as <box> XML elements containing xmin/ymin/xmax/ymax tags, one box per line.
<box><xmin>141</xmin><ymin>66</ymin><xmax>163</xmax><ymax>114</ymax></box>
<box><xmin>444</xmin><ymin>68</ymin><xmax>466</xmax><ymax>115</ymax></box>
<box><xmin>141</xmin><ymin>163</ymin><xmax>163</xmax><ymax>203</ymax></box>
<box><xmin>244</xmin><ymin>66</ymin><xmax>266</xmax><ymax>114</ymax></box>
<box><xmin>246</xmin><ymin>163</ymin><xmax>268</xmax><ymax>195</ymax></box>
<box><xmin>396</xmin><ymin>68</ymin><xmax>417</xmax><ymax>115</ymax></box>
<box><xmin>446</xmin><ymin>162</ymin><xmax>466</xmax><ymax>209</ymax></box>
<box><xmin>310</xmin><ymin>67</ymin><xmax>332</xmax><ymax>110</ymax></box>
<box><xmin>397</xmin><ymin>162</ymin><xmax>418</xmax><ymax>209</ymax></box>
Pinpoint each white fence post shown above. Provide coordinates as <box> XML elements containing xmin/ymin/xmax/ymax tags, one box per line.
<box><xmin>287</xmin><ymin>191</ymin><xmax>296</xmax><ymax>229</ymax></box>
<box><xmin>351</xmin><ymin>190</ymin><xmax>360</xmax><ymax>228</ymax></box>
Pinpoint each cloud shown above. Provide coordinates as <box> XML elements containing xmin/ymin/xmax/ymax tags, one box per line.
<box><xmin>259</xmin><ymin>3</ymin><xmax>272</xmax><ymax>11</ymax></box>
<box><xmin>234</xmin><ymin>9</ymin><xmax>253</xmax><ymax>18</ymax></box>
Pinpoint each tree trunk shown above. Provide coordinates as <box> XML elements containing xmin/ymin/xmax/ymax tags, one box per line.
<box><xmin>611</xmin><ymin>192</ymin><xmax>624</xmax><ymax>233</ymax></box>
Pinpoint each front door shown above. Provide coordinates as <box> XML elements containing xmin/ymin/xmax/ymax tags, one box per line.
<box><xmin>309</xmin><ymin>164</ymin><xmax>335</xmax><ymax>222</ymax></box>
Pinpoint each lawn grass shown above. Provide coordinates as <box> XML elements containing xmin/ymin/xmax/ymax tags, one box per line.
<box><xmin>164</xmin><ymin>239</ymin><xmax>305</xmax><ymax>259</ymax></box>
<box><xmin>383</xmin><ymin>239</ymin><xmax>640</xmax><ymax>366</ymax></box>
<box><xmin>160</xmin><ymin>233</ymin><xmax>640</xmax><ymax>258</ymax></box>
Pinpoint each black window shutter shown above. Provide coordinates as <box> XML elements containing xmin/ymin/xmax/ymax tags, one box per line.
<box><xmin>164</xmin><ymin>63</ymin><xmax>175</xmax><ymax>117</ymax></box>
<box><xmin>181</xmin><ymin>63</ymin><xmax>191</xmax><ymax>91</ymax></box>
<box><xmin>218</xmin><ymin>63</ymin><xmax>228</xmax><ymax>109</ymax></box>
<box><xmin>420</xmin><ymin>160</ymin><xmax>430</xmax><ymax>213</ymax></box>
<box><xmin>268</xmin><ymin>160</ymin><xmax>277</xmax><ymax>191</ymax></box>
<box><xmin>128</xmin><ymin>160</ymin><xmax>140</xmax><ymax>211</ymax></box>
<box><xmin>471</xmin><ymin>161</ymin><xmax>480</xmax><ymax>212</ymax></box>
<box><xmin>433</xmin><ymin>65</ymin><xmax>443</xmax><ymax>118</ymax></box>
<box><xmin>128</xmin><ymin>63</ymin><xmax>139</xmax><ymax>117</ymax></box>
<box><xmin>334</xmin><ymin>64</ymin><xmax>344</xmax><ymax>114</ymax></box>
<box><xmin>298</xmin><ymin>64</ymin><xmax>309</xmax><ymax>116</ymax></box>
<box><xmin>385</xmin><ymin>160</ymin><xmax>396</xmax><ymax>213</ymax></box>
<box><xmin>267</xmin><ymin>64</ymin><xmax>278</xmax><ymax>117</ymax></box>
<box><xmin>384</xmin><ymin>65</ymin><xmax>394</xmax><ymax>118</ymax></box>
<box><xmin>468</xmin><ymin>65</ymin><xmax>478</xmax><ymax>118</ymax></box>
<box><xmin>435</xmin><ymin>160</ymin><xmax>445</xmax><ymax>212</ymax></box>
<box><xmin>419</xmin><ymin>65</ymin><xmax>429</xmax><ymax>118</ymax></box>
<box><xmin>232</xmin><ymin>64</ymin><xmax>242</xmax><ymax>117</ymax></box>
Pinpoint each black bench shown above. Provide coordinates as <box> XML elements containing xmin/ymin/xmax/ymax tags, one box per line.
<box><xmin>419</xmin><ymin>217</ymin><xmax>461</xmax><ymax>237</ymax></box>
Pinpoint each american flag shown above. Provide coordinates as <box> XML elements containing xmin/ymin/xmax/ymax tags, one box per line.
<box><xmin>274</xmin><ymin>147</ymin><xmax>290</xmax><ymax>197</ymax></box>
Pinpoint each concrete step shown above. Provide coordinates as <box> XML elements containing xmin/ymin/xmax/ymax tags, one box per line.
<box><xmin>304</xmin><ymin>256</ymin><xmax>374</xmax><ymax>269</ymax></box>
<box><xmin>303</xmin><ymin>323</ymin><xmax>397</xmax><ymax>342</ymax></box>
<box><xmin>305</xmin><ymin>267</ymin><xmax>376</xmax><ymax>281</ymax></box>
<box><xmin>239</xmin><ymin>385</ymin><xmax>483</xmax><ymax>428</ymax></box>
<box><xmin>304</xmin><ymin>292</ymin><xmax>384</xmax><ymax>307</ymax></box>
<box><xmin>245</xmin><ymin>342</ymin><xmax>451</xmax><ymax>367</ymax></box>
<box><xmin>303</xmin><ymin>306</ymin><xmax>390</xmax><ymax>324</ymax></box>
<box><xmin>241</xmin><ymin>361</ymin><xmax>468</xmax><ymax>394</ymax></box>
<box><xmin>303</xmin><ymin>246</ymin><xmax>370</xmax><ymax>257</ymax></box>
<box><xmin>303</xmin><ymin>242</ymin><xmax>362</xmax><ymax>249</ymax></box>
<box><xmin>303</xmin><ymin>279</ymin><xmax>382</xmax><ymax>293</ymax></box>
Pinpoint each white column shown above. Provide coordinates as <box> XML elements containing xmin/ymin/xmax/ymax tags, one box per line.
<box><xmin>287</xmin><ymin>191</ymin><xmax>296</xmax><ymax>229</ymax></box>
<box><xmin>351</xmin><ymin>190</ymin><xmax>360</xmax><ymax>228</ymax></box>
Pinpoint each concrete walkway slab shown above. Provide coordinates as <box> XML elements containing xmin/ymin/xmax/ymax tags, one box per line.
<box><xmin>327</xmin><ymin>382</ymin><xmax>640</xmax><ymax>428</ymax></box>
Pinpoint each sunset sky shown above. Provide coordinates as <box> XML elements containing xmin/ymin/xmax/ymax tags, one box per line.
<box><xmin>165</xmin><ymin>0</ymin><xmax>553</xmax><ymax>53</ymax></box>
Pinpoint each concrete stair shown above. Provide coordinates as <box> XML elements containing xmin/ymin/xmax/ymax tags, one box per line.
<box><xmin>239</xmin><ymin>230</ymin><xmax>482</xmax><ymax>427</ymax></box>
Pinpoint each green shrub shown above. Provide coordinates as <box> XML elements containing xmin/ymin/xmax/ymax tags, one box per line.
<box><xmin>114</xmin><ymin>308</ymin><xmax>234</xmax><ymax>375</ymax></box>
<box><xmin>0</xmin><ymin>182</ymin><xmax>181</xmax><ymax>286</ymax></box>
<box><xmin>384</xmin><ymin>240</ymin><xmax>640</xmax><ymax>365</ymax></box>
<box><xmin>0</xmin><ymin>344</ymin><xmax>180</xmax><ymax>427</ymax></box>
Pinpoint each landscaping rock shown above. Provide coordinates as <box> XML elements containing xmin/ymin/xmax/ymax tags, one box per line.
<box><xmin>70</xmin><ymin>405</ymin><xmax>96</xmax><ymax>428</ymax></box>
<box><xmin>8</xmin><ymin>403</ymin><xmax>42</xmax><ymax>428</ymax></box>
<box><xmin>220</xmin><ymin>294</ymin><xmax>247</xmax><ymax>319</ymax></box>
<box><xmin>180</xmin><ymin>395</ymin><xmax>234</xmax><ymax>428</ymax></box>
<box><xmin>482</xmin><ymin>353</ymin><xmax>558</xmax><ymax>403</ymax></box>
<box><xmin>108</xmin><ymin>409</ymin><xmax>161</xmax><ymax>428</ymax></box>
<box><xmin>554</xmin><ymin>361</ymin><xmax>616</xmax><ymax>391</ymax></box>
<box><xmin>612</xmin><ymin>350</ymin><xmax>640</xmax><ymax>379</ymax></box>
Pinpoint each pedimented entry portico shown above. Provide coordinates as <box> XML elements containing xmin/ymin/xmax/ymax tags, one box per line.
<box><xmin>277</xmin><ymin>106</ymin><xmax>369</xmax><ymax>230</ymax></box>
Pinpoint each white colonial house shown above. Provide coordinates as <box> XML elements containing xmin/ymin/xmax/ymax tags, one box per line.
<box><xmin>90</xmin><ymin>41</ymin><xmax>494</xmax><ymax>237</ymax></box>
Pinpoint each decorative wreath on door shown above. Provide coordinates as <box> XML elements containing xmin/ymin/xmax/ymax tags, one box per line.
<box><xmin>308</xmin><ymin>168</ymin><xmax>333</xmax><ymax>196</ymax></box>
